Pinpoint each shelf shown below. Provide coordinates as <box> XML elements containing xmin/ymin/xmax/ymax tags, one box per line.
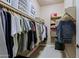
<box><xmin>51</xmin><ymin>16</ymin><xmax>61</xmax><ymax>20</ymax></box>
<box><xmin>51</xmin><ymin>23</ymin><xmax>55</xmax><ymax>26</ymax></box>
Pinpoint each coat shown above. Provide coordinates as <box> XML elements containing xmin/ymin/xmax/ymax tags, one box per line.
<box><xmin>57</xmin><ymin>20</ymin><xmax>75</xmax><ymax>43</ymax></box>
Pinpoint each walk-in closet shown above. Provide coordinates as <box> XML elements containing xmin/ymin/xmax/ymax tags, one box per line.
<box><xmin>0</xmin><ymin>0</ymin><xmax>78</xmax><ymax>58</ymax></box>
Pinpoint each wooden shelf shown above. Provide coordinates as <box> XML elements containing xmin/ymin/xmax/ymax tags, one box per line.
<box><xmin>51</xmin><ymin>16</ymin><xmax>61</xmax><ymax>20</ymax></box>
<box><xmin>51</xmin><ymin>23</ymin><xmax>55</xmax><ymax>26</ymax></box>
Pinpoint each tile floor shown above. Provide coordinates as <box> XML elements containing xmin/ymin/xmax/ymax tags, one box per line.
<box><xmin>30</xmin><ymin>44</ymin><xmax>64</xmax><ymax>58</ymax></box>
<box><xmin>38</xmin><ymin>45</ymin><xmax>62</xmax><ymax>58</ymax></box>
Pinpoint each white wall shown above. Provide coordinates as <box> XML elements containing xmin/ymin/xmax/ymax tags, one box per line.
<box><xmin>64</xmin><ymin>0</ymin><xmax>73</xmax><ymax>8</ymax></box>
<box><xmin>32</xmin><ymin>0</ymin><xmax>40</xmax><ymax>17</ymax></box>
<box><xmin>40</xmin><ymin>3</ymin><xmax>64</xmax><ymax>44</ymax></box>
<box><xmin>64</xmin><ymin>0</ymin><xmax>76</xmax><ymax>8</ymax></box>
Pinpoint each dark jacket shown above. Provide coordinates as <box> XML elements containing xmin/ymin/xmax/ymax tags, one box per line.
<box><xmin>57</xmin><ymin>20</ymin><xmax>75</xmax><ymax>43</ymax></box>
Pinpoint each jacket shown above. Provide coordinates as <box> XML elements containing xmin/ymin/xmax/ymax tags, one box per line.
<box><xmin>57</xmin><ymin>20</ymin><xmax>75</xmax><ymax>43</ymax></box>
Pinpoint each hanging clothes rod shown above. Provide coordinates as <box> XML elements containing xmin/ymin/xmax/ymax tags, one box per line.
<box><xmin>0</xmin><ymin>0</ymin><xmax>43</xmax><ymax>23</ymax></box>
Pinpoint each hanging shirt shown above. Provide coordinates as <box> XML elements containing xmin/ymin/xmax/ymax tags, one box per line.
<box><xmin>14</xmin><ymin>14</ymin><xmax>22</xmax><ymax>34</ymax></box>
<box><xmin>35</xmin><ymin>22</ymin><xmax>41</xmax><ymax>45</ymax></box>
<box><xmin>11</xmin><ymin>14</ymin><xmax>19</xmax><ymax>57</ymax></box>
<box><xmin>40</xmin><ymin>24</ymin><xmax>43</xmax><ymax>40</ymax></box>
<box><xmin>0</xmin><ymin>10</ymin><xmax>8</xmax><ymax>58</ymax></box>
<box><xmin>23</xmin><ymin>17</ymin><xmax>29</xmax><ymax>32</ymax></box>
<box><xmin>42</xmin><ymin>25</ymin><xmax>46</xmax><ymax>41</ymax></box>
<box><xmin>23</xmin><ymin>32</ymin><xmax>28</xmax><ymax>51</ymax></box>
<box><xmin>0</xmin><ymin>8</ymin><xmax>6</xmax><ymax>34</ymax></box>
<box><xmin>26</xmin><ymin>20</ymin><xmax>31</xmax><ymax>31</ymax></box>
<box><xmin>12</xmin><ymin>34</ymin><xmax>18</xmax><ymax>57</ymax></box>
<box><xmin>11</xmin><ymin>14</ymin><xmax>17</xmax><ymax>36</ymax></box>
<box><xmin>20</xmin><ymin>17</ymin><xmax>25</xmax><ymax>32</ymax></box>
<box><xmin>22</xmin><ymin>18</ymin><xmax>29</xmax><ymax>51</ymax></box>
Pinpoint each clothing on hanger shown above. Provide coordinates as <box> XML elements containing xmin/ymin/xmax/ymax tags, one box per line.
<box><xmin>0</xmin><ymin>8</ymin><xmax>8</xmax><ymax>58</ymax></box>
<box><xmin>56</xmin><ymin>20</ymin><xmax>75</xmax><ymax>43</ymax></box>
<box><xmin>0</xmin><ymin>7</ymin><xmax>48</xmax><ymax>58</ymax></box>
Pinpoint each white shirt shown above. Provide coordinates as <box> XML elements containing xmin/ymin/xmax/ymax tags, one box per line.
<box><xmin>11</xmin><ymin>14</ymin><xmax>17</xmax><ymax>36</ymax></box>
<box><xmin>42</xmin><ymin>25</ymin><xmax>46</xmax><ymax>41</ymax></box>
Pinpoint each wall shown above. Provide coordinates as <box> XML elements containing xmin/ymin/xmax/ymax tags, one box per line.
<box><xmin>64</xmin><ymin>0</ymin><xmax>73</xmax><ymax>8</ymax></box>
<box><xmin>73</xmin><ymin>0</ymin><xmax>76</xmax><ymax>7</ymax></box>
<box><xmin>40</xmin><ymin>3</ymin><xmax>64</xmax><ymax>44</ymax></box>
<box><xmin>32</xmin><ymin>0</ymin><xmax>40</xmax><ymax>17</ymax></box>
<box><xmin>64</xmin><ymin>0</ymin><xmax>76</xmax><ymax>8</ymax></box>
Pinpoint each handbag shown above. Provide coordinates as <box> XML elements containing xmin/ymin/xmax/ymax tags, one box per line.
<box><xmin>55</xmin><ymin>40</ymin><xmax>65</xmax><ymax>51</ymax></box>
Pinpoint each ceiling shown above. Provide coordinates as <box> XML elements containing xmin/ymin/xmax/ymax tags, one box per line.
<box><xmin>38</xmin><ymin>0</ymin><xmax>64</xmax><ymax>6</ymax></box>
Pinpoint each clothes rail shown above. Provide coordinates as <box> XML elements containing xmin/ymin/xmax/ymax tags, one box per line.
<box><xmin>0</xmin><ymin>0</ymin><xmax>43</xmax><ymax>24</ymax></box>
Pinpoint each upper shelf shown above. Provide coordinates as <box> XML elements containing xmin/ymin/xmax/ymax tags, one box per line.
<box><xmin>51</xmin><ymin>16</ymin><xmax>61</xmax><ymax>22</ymax></box>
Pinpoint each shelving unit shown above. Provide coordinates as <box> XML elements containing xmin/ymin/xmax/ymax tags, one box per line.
<box><xmin>51</xmin><ymin>16</ymin><xmax>61</xmax><ymax>21</ymax></box>
<box><xmin>50</xmin><ymin>16</ymin><xmax>61</xmax><ymax>43</ymax></box>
